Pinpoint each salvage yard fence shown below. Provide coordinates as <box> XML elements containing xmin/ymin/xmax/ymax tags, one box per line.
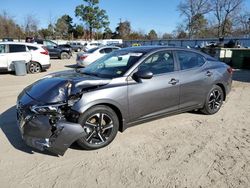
<box><xmin>124</xmin><ymin>38</ymin><xmax>250</xmax><ymax>48</ymax></box>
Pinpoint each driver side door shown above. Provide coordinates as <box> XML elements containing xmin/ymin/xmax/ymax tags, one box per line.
<box><xmin>44</xmin><ymin>40</ymin><xmax>59</xmax><ymax>57</ymax></box>
<box><xmin>127</xmin><ymin>50</ymin><xmax>180</xmax><ymax>122</ymax></box>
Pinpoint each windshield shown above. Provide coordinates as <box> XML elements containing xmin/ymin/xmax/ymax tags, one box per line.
<box><xmin>81</xmin><ymin>50</ymin><xmax>144</xmax><ymax>79</ymax></box>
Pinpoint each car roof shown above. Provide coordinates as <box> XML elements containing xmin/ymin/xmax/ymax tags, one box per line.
<box><xmin>120</xmin><ymin>46</ymin><xmax>216</xmax><ymax>60</ymax></box>
<box><xmin>0</xmin><ymin>41</ymin><xmax>42</xmax><ymax>47</ymax></box>
<box><xmin>99</xmin><ymin>45</ymin><xmax>120</xmax><ymax>49</ymax></box>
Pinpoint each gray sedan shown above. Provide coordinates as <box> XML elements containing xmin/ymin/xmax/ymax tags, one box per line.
<box><xmin>17</xmin><ymin>46</ymin><xmax>232</xmax><ymax>155</ymax></box>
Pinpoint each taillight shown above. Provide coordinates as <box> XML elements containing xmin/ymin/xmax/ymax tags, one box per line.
<box><xmin>41</xmin><ymin>46</ymin><xmax>49</xmax><ymax>55</ymax></box>
<box><xmin>227</xmin><ymin>67</ymin><xmax>233</xmax><ymax>74</ymax></box>
<box><xmin>80</xmin><ymin>55</ymin><xmax>88</xmax><ymax>60</ymax></box>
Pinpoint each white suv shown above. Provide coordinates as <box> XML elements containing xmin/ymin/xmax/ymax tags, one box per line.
<box><xmin>0</xmin><ymin>42</ymin><xmax>50</xmax><ymax>73</ymax></box>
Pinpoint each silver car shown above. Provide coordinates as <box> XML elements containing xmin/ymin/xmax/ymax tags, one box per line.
<box><xmin>17</xmin><ymin>46</ymin><xmax>232</xmax><ymax>155</ymax></box>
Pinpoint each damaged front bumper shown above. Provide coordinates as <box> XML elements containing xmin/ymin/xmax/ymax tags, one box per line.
<box><xmin>16</xmin><ymin>93</ymin><xmax>85</xmax><ymax>156</ymax></box>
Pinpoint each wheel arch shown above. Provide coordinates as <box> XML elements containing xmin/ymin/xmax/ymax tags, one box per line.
<box><xmin>215</xmin><ymin>83</ymin><xmax>226</xmax><ymax>101</ymax></box>
<box><xmin>74</xmin><ymin>100</ymin><xmax>127</xmax><ymax>132</ymax></box>
<box><xmin>26</xmin><ymin>61</ymin><xmax>42</xmax><ymax>73</ymax></box>
<box><xmin>95</xmin><ymin>103</ymin><xmax>124</xmax><ymax>132</ymax></box>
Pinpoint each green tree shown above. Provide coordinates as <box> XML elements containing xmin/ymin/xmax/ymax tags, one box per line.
<box><xmin>129</xmin><ymin>31</ymin><xmax>145</xmax><ymax>40</ymax></box>
<box><xmin>103</xmin><ymin>27</ymin><xmax>113</xmax><ymax>39</ymax></box>
<box><xmin>114</xmin><ymin>21</ymin><xmax>131</xmax><ymax>39</ymax></box>
<box><xmin>38</xmin><ymin>28</ymin><xmax>52</xmax><ymax>39</ymax></box>
<box><xmin>55</xmin><ymin>14</ymin><xmax>74</xmax><ymax>39</ymax></box>
<box><xmin>147</xmin><ymin>29</ymin><xmax>158</xmax><ymax>40</ymax></box>
<box><xmin>75</xmin><ymin>0</ymin><xmax>109</xmax><ymax>40</ymax></box>
<box><xmin>190</xmin><ymin>13</ymin><xmax>208</xmax><ymax>38</ymax></box>
<box><xmin>73</xmin><ymin>25</ymin><xmax>85</xmax><ymax>39</ymax></box>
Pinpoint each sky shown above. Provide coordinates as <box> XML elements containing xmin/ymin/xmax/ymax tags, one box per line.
<box><xmin>1</xmin><ymin>0</ymin><xmax>250</xmax><ymax>35</ymax></box>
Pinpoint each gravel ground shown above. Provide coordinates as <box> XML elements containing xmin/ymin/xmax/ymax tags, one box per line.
<box><xmin>0</xmin><ymin>56</ymin><xmax>250</xmax><ymax>188</ymax></box>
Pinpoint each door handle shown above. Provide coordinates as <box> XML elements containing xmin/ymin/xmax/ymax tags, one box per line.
<box><xmin>206</xmin><ymin>71</ymin><xmax>213</xmax><ymax>77</ymax></box>
<box><xmin>168</xmin><ymin>78</ymin><xmax>179</xmax><ymax>85</ymax></box>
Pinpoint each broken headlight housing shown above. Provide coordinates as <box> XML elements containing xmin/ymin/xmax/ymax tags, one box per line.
<box><xmin>30</xmin><ymin>103</ymin><xmax>66</xmax><ymax>115</ymax></box>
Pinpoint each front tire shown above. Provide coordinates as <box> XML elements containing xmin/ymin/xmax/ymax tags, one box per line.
<box><xmin>27</xmin><ymin>61</ymin><xmax>42</xmax><ymax>74</ymax></box>
<box><xmin>77</xmin><ymin>105</ymin><xmax>119</xmax><ymax>150</ymax></box>
<box><xmin>201</xmin><ymin>85</ymin><xmax>224</xmax><ymax>115</ymax></box>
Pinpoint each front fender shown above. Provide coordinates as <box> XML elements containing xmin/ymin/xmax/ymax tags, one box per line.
<box><xmin>72</xmin><ymin>99</ymin><xmax>128</xmax><ymax>130</ymax></box>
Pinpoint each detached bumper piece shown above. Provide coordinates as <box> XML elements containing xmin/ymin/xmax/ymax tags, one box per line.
<box><xmin>18</xmin><ymin>115</ymin><xmax>85</xmax><ymax>156</ymax></box>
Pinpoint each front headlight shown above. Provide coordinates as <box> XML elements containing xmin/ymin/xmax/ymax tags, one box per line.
<box><xmin>30</xmin><ymin>103</ymin><xmax>66</xmax><ymax>114</ymax></box>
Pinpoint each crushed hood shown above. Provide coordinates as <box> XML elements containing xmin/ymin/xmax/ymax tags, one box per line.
<box><xmin>24</xmin><ymin>70</ymin><xmax>111</xmax><ymax>103</ymax></box>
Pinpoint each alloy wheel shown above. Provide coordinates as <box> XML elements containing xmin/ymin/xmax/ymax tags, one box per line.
<box><xmin>208</xmin><ymin>89</ymin><xmax>222</xmax><ymax>111</ymax></box>
<box><xmin>83</xmin><ymin>113</ymin><xmax>114</xmax><ymax>145</ymax></box>
<box><xmin>28</xmin><ymin>62</ymin><xmax>41</xmax><ymax>73</ymax></box>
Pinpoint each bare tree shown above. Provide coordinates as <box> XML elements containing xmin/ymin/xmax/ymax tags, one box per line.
<box><xmin>211</xmin><ymin>0</ymin><xmax>244</xmax><ymax>37</ymax></box>
<box><xmin>178</xmin><ymin>0</ymin><xmax>211</xmax><ymax>38</ymax></box>
<box><xmin>234</xmin><ymin>11</ymin><xmax>250</xmax><ymax>37</ymax></box>
<box><xmin>24</xmin><ymin>14</ymin><xmax>39</xmax><ymax>37</ymax></box>
<box><xmin>0</xmin><ymin>11</ymin><xmax>24</xmax><ymax>39</ymax></box>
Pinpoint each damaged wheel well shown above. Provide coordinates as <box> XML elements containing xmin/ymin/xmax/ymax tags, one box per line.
<box><xmin>92</xmin><ymin>103</ymin><xmax>124</xmax><ymax>132</ymax></box>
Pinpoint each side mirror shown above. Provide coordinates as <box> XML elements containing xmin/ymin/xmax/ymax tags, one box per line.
<box><xmin>133</xmin><ymin>69</ymin><xmax>153</xmax><ymax>80</ymax></box>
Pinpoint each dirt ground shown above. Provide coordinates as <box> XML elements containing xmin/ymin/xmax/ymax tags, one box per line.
<box><xmin>0</xmin><ymin>56</ymin><xmax>250</xmax><ymax>188</ymax></box>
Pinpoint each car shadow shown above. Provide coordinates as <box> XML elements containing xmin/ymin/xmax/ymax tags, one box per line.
<box><xmin>0</xmin><ymin>106</ymin><xmax>58</xmax><ymax>157</ymax></box>
<box><xmin>0</xmin><ymin>71</ymin><xmax>15</xmax><ymax>75</ymax></box>
<box><xmin>64</xmin><ymin>64</ymin><xmax>81</xmax><ymax>69</ymax></box>
<box><xmin>233</xmin><ymin>69</ymin><xmax>250</xmax><ymax>83</ymax></box>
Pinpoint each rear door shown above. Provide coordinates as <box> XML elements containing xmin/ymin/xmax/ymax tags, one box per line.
<box><xmin>0</xmin><ymin>44</ymin><xmax>8</xmax><ymax>70</ymax></box>
<box><xmin>7</xmin><ymin>44</ymin><xmax>31</xmax><ymax>70</ymax></box>
<box><xmin>128</xmin><ymin>50</ymin><xmax>180</xmax><ymax>122</ymax></box>
<box><xmin>175</xmin><ymin>50</ymin><xmax>212</xmax><ymax>109</ymax></box>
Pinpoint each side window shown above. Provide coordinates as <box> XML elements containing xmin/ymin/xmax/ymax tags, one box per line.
<box><xmin>44</xmin><ymin>41</ymin><xmax>57</xmax><ymax>47</ymax></box>
<box><xmin>139</xmin><ymin>51</ymin><xmax>175</xmax><ymax>75</ymax></box>
<box><xmin>112</xmin><ymin>48</ymin><xmax>119</xmax><ymax>52</ymax></box>
<box><xmin>9</xmin><ymin>44</ymin><xmax>27</xmax><ymax>53</ymax></box>
<box><xmin>27</xmin><ymin>46</ymin><xmax>38</xmax><ymax>51</ymax></box>
<box><xmin>100</xmin><ymin>48</ymin><xmax>112</xmax><ymax>54</ymax></box>
<box><xmin>177</xmin><ymin>51</ymin><xmax>205</xmax><ymax>70</ymax></box>
<box><xmin>0</xmin><ymin>44</ymin><xmax>6</xmax><ymax>53</ymax></box>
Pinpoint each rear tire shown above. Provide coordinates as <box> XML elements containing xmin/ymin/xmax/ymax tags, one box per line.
<box><xmin>77</xmin><ymin>105</ymin><xmax>119</xmax><ymax>150</ymax></box>
<box><xmin>201</xmin><ymin>85</ymin><xmax>224</xmax><ymax>115</ymax></box>
<box><xmin>60</xmin><ymin>52</ymin><xmax>69</xmax><ymax>59</ymax></box>
<box><xmin>27</xmin><ymin>61</ymin><xmax>42</xmax><ymax>74</ymax></box>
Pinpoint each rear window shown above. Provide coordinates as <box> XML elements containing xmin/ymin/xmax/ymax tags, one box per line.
<box><xmin>100</xmin><ymin>48</ymin><xmax>113</xmax><ymax>54</ymax></box>
<box><xmin>9</xmin><ymin>44</ymin><xmax>27</xmax><ymax>53</ymax></box>
<box><xmin>176</xmin><ymin>51</ymin><xmax>205</xmax><ymax>70</ymax></box>
<box><xmin>27</xmin><ymin>45</ymin><xmax>38</xmax><ymax>51</ymax></box>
